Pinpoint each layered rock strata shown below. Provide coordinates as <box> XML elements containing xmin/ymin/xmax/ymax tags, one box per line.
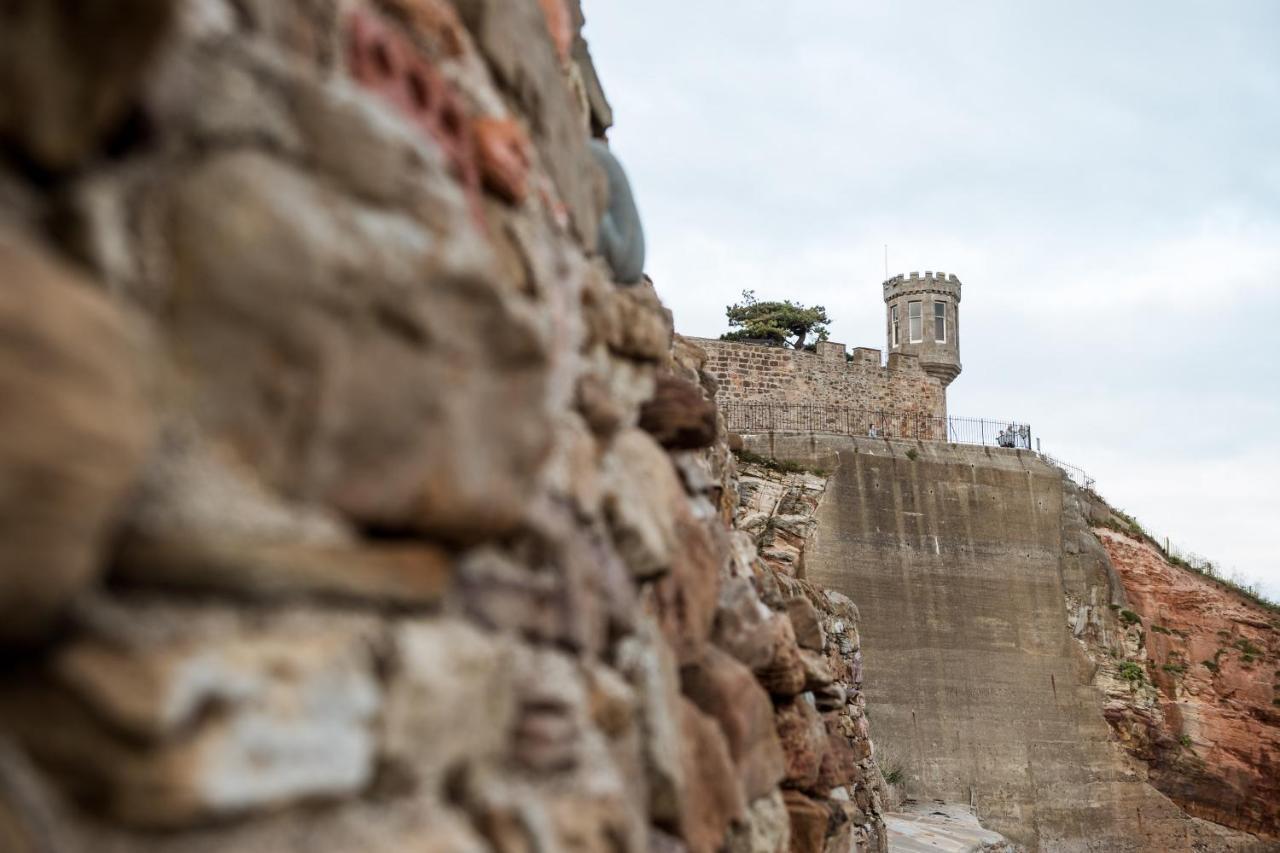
<box><xmin>1064</xmin><ymin>499</ymin><xmax>1279</xmax><ymax>840</ymax></box>
<box><xmin>0</xmin><ymin>1</ymin><xmax>887</xmax><ymax>851</ymax></box>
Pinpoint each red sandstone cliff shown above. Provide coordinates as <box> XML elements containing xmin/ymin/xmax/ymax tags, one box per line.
<box><xmin>1094</xmin><ymin>527</ymin><xmax>1280</xmax><ymax>839</ymax></box>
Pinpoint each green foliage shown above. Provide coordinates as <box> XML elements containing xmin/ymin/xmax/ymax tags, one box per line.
<box><xmin>904</xmin><ymin>448</ymin><xmax>919</xmax><ymax>461</ymax></box>
<box><xmin>1202</xmin><ymin>659</ymin><xmax>1220</xmax><ymax>674</ymax></box>
<box><xmin>1118</xmin><ymin>661</ymin><xmax>1146</xmax><ymax>684</ymax></box>
<box><xmin>1098</xmin><ymin>509</ymin><xmax>1146</xmax><ymax>540</ymax></box>
<box><xmin>1179</xmin><ymin>734</ymin><xmax>1193</xmax><ymax>748</ymax></box>
<box><xmin>881</xmin><ymin>764</ymin><xmax>905</xmax><ymax>785</ymax></box>
<box><xmin>1235</xmin><ymin>638</ymin><xmax>1263</xmax><ymax>657</ymax></box>
<box><xmin>1150</xmin><ymin>624</ymin><xmax>1172</xmax><ymax>635</ymax></box>
<box><xmin>1162</xmin><ymin>662</ymin><xmax>1187</xmax><ymax>675</ymax></box>
<box><xmin>721</xmin><ymin>290</ymin><xmax>832</xmax><ymax>350</ymax></box>
<box><xmin>1119</xmin><ymin>609</ymin><xmax>1142</xmax><ymax>626</ymax></box>
<box><xmin>734</xmin><ymin>449</ymin><xmax>828</xmax><ymax>478</ymax></box>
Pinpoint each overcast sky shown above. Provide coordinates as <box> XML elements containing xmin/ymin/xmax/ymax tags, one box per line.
<box><xmin>584</xmin><ymin>1</ymin><xmax>1280</xmax><ymax>600</ymax></box>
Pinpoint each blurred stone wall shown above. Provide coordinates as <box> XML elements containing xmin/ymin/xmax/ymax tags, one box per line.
<box><xmin>0</xmin><ymin>1</ymin><xmax>889</xmax><ymax>851</ymax></box>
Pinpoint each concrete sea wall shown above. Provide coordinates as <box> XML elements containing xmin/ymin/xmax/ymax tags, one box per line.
<box><xmin>741</xmin><ymin>433</ymin><xmax>1274</xmax><ymax>852</ymax></box>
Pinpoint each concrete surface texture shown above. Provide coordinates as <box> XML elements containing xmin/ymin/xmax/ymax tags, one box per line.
<box><xmin>744</xmin><ymin>433</ymin><xmax>1274</xmax><ymax>852</ymax></box>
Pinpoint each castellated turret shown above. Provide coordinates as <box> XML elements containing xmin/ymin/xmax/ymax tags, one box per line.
<box><xmin>883</xmin><ymin>271</ymin><xmax>962</xmax><ymax>387</ymax></box>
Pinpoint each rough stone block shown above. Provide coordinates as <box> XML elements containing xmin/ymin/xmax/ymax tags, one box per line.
<box><xmin>752</xmin><ymin>614</ymin><xmax>808</xmax><ymax>697</ymax></box>
<box><xmin>680</xmin><ymin>647</ymin><xmax>786</xmax><ymax>801</ymax></box>
<box><xmin>774</xmin><ymin>696</ymin><xmax>826</xmax><ymax>793</ymax></box>
<box><xmin>728</xmin><ymin>790</ymin><xmax>791</xmax><ymax>853</ymax></box>
<box><xmin>639</xmin><ymin>374</ymin><xmax>718</xmax><ymax>450</ymax></box>
<box><xmin>649</xmin><ymin>515</ymin><xmax>724</xmax><ymax>666</ymax></box>
<box><xmin>785</xmin><ymin>597</ymin><xmax>826</xmax><ymax>652</ymax></box>
<box><xmin>28</xmin><ymin>605</ymin><xmax>383</xmax><ymax>825</ymax></box>
<box><xmin>617</xmin><ymin>621</ymin><xmax>685</xmax><ymax>827</ymax></box>
<box><xmin>163</xmin><ymin>150</ymin><xmax>553</xmax><ymax>541</ymax></box>
<box><xmin>712</xmin><ymin>578</ymin><xmax>777</xmax><ymax>671</ymax></box>
<box><xmin>0</xmin><ymin>0</ymin><xmax>174</xmax><ymax>170</ymax></box>
<box><xmin>474</xmin><ymin>116</ymin><xmax>533</xmax><ymax>204</ymax></box>
<box><xmin>782</xmin><ymin>791</ymin><xmax>830</xmax><ymax>853</ymax></box>
<box><xmin>382</xmin><ymin>618</ymin><xmax>515</xmax><ymax>791</ymax></box>
<box><xmin>452</xmin><ymin>0</ymin><xmax>600</xmax><ymax>248</ymax></box>
<box><xmin>0</xmin><ymin>230</ymin><xmax>150</xmax><ymax>644</ymax></box>
<box><xmin>677</xmin><ymin>699</ymin><xmax>746</xmax><ymax>853</ymax></box>
<box><xmin>603</xmin><ymin>429</ymin><xmax>688</xmax><ymax>579</ymax></box>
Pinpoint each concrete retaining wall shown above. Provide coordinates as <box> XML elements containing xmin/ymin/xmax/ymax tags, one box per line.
<box><xmin>740</xmin><ymin>434</ymin><xmax>1270</xmax><ymax>853</ymax></box>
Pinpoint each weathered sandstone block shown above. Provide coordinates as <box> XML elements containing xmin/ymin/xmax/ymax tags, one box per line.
<box><xmin>603</xmin><ymin>429</ymin><xmax>688</xmax><ymax>579</ymax></box>
<box><xmin>639</xmin><ymin>374</ymin><xmax>719</xmax><ymax>450</ymax></box>
<box><xmin>678</xmin><ymin>698</ymin><xmax>747</xmax><ymax>853</ymax></box>
<box><xmin>0</xmin><ymin>230</ymin><xmax>150</xmax><ymax>643</ymax></box>
<box><xmin>0</xmin><ymin>0</ymin><xmax>174</xmax><ymax>170</ymax></box>
<box><xmin>382</xmin><ymin>618</ymin><xmax>514</xmax><ymax>791</ymax></box>
<box><xmin>163</xmin><ymin>150</ymin><xmax>553</xmax><ymax>540</ymax></box>
<box><xmin>680</xmin><ymin>646</ymin><xmax>786</xmax><ymax>801</ymax></box>
<box><xmin>3</xmin><ymin>604</ymin><xmax>382</xmax><ymax>826</ymax></box>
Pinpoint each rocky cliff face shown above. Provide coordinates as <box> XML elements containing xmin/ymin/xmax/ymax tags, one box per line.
<box><xmin>1090</xmin><ymin>526</ymin><xmax>1280</xmax><ymax>840</ymax></box>
<box><xmin>0</xmin><ymin>1</ymin><xmax>888</xmax><ymax>851</ymax></box>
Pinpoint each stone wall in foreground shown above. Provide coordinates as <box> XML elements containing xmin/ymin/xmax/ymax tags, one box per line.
<box><xmin>691</xmin><ymin>337</ymin><xmax>946</xmax><ymax>420</ymax></box>
<box><xmin>0</xmin><ymin>1</ymin><xmax>888</xmax><ymax>851</ymax></box>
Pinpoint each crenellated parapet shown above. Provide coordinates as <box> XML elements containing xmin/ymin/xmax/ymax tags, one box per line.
<box><xmin>883</xmin><ymin>271</ymin><xmax>962</xmax><ymax>388</ymax></box>
<box><xmin>881</xmin><ymin>271</ymin><xmax>963</xmax><ymax>301</ymax></box>
<box><xmin>689</xmin><ymin>337</ymin><xmax>946</xmax><ymax>421</ymax></box>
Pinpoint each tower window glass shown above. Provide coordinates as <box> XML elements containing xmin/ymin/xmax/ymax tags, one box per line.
<box><xmin>891</xmin><ymin>305</ymin><xmax>900</xmax><ymax>347</ymax></box>
<box><xmin>934</xmin><ymin>301</ymin><xmax>946</xmax><ymax>342</ymax></box>
<box><xmin>908</xmin><ymin>301</ymin><xmax>922</xmax><ymax>343</ymax></box>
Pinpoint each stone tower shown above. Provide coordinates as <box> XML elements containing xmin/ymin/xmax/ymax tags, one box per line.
<box><xmin>883</xmin><ymin>271</ymin><xmax>962</xmax><ymax>387</ymax></box>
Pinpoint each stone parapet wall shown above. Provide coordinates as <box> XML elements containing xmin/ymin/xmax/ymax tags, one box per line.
<box><xmin>689</xmin><ymin>338</ymin><xmax>946</xmax><ymax>420</ymax></box>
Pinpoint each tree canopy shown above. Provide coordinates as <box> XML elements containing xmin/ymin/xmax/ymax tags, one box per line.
<box><xmin>720</xmin><ymin>290</ymin><xmax>831</xmax><ymax>350</ymax></box>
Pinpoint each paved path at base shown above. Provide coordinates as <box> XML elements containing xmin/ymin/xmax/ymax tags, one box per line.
<box><xmin>886</xmin><ymin>802</ymin><xmax>1018</xmax><ymax>853</ymax></box>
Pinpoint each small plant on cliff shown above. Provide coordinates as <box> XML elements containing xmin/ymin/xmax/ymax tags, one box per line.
<box><xmin>1178</xmin><ymin>734</ymin><xmax>1193</xmax><ymax>748</ymax></box>
<box><xmin>1235</xmin><ymin>638</ymin><xmax>1263</xmax><ymax>657</ymax></box>
<box><xmin>720</xmin><ymin>290</ymin><xmax>831</xmax><ymax>350</ymax></box>
<box><xmin>1150</xmin><ymin>624</ymin><xmax>1172</xmax><ymax>635</ymax></box>
<box><xmin>1118</xmin><ymin>609</ymin><xmax>1142</xmax><ymax>627</ymax></box>
<box><xmin>1118</xmin><ymin>661</ymin><xmax>1145</xmax><ymax>684</ymax></box>
<box><xmin>905</xmin><ymin>448</ymin><xmax>919</xmax><ymax>461</ymax></box>
<box><xmin>734</xmin><ymin>449</ymin><xmax>828</xmax><ymax>478</ymax></box>
<box><xmin>1162</xmin><ymin>662</ymin><xmax>1187</xmax><ymax>675</ymax></box>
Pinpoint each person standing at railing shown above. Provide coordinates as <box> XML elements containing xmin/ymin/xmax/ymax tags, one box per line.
<box><xmin>867</xmin><ymin>423</ymin><xmax>879</xmax><ymax>438</ymax></box>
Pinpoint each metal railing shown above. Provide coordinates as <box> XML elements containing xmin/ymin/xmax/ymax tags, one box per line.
<box><xmin>722</xmin><ymin>403</ymin><xmax>1033</xmax><ymax>449</ymax></box>
<box><xmin>722</xmin><ymin>402</ymin><xmax>1100</xmax><ymax>490</ymax></box>
<box><xmin>1038</xmin><ymin>452</ymin><xmax>1096</xmax><ymax>491</ymax></box>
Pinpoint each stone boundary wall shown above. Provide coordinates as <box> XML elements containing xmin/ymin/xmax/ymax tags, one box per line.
<box><xmin>688</xmin><ymin>337</ymin><xmax>946</xmax><ymax>420</ymax></box>
<box><xmin>0</xmin><ymin>2</ymin><xmax>891</xmax><ymax>852</ymax></box>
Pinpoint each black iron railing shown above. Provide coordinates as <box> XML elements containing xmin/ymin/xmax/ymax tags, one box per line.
<box><xmin>723</xmin><ymin>402</ymin><xmax>1099</xmax><ymax>490</ymax></box>
<box><xmin>1038</xmin><ymin>452</ymin><xmax>1096</xmax><ymax>491</ymax></box>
